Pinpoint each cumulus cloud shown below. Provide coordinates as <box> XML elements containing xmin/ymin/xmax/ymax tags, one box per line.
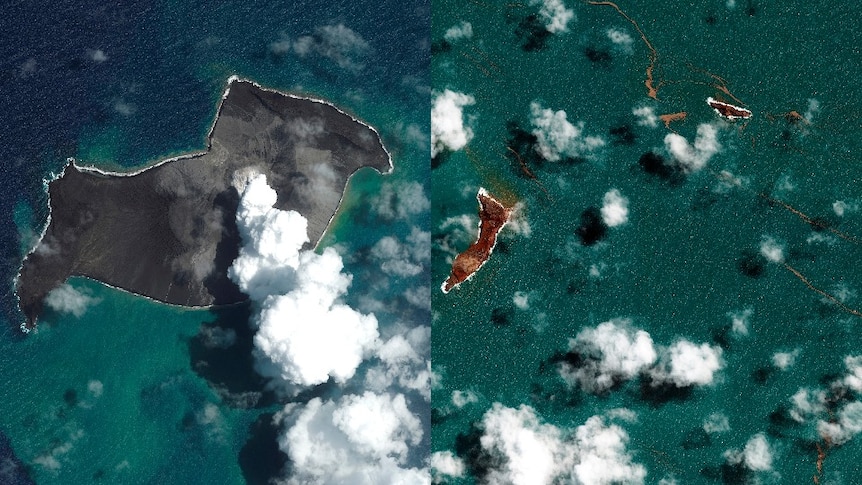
<box><xmin>606</xmin><ymin>28</ymin><xmax>633</xmax><ymax>52</ymax></box>
<box><xmin>818</xmin><ymin>401</ymin><xmax>862</xmax><ymax>445</ymax></box>
<box><xmin>663</xmin><ymin>123</ymin><xmax>720</xmax><ymax>172</ymax></box>
<box><xmin>87</xmin><ymin>49</ymin><xmax>107</xmax><ymax>62</ymax></box>
<box><xmin>451</xmin><ymin>389</ymin><xmax>479</xmax><ymax>408</ymax></box>
<box><xmin>228</xmin><ymin>174</ymin><xmax>379</xmax><ymax>388</ymax></box>
<box><xmin>703</xmin><ymin>413</ymin><xmax>730</xmax><ymax>434</ymax></box>
<box><xmin>365</xmin><ymin>326</ymin><xmax>431</xmax><ymax>401</ymax></box>
<box><xmin>529</xmin><ymin>101</ymin><xmax>605</xmax><ymax>162</ymax></box>
<box><xmin>650</xmin><ymin>340</ymin><xmax>723</xmax><ymax>387</ymax></box>
<box><xmin>832</xmin><ymin>199</ymin><xmax>859</xmax><ymax>217</ymax></box>
<box><xmin>727</xmin><ymin>307</ymin><xmax>753</xmax><ymax>337</ymax></box>
<box><xmin>278</xmin><ymin>392</ymin><xmax>429</xmax><ymax>484</ymax></box>
<box><xmin>432</xmin><ymin>90</ymin><xmax>476</xmax><ymax>158</ymax></box>
<box><xmin>444</xmin><ymin>21</ymin><xmax>473</xmax><ymax>42</ymax></box>
<box><xmin>431</xmin><ymin>451</ymin><xmax>465</xmax><ymax>483</ymax></box>
<box><xmin>369</xmin><ymin>226</ymin><xmax>430</xmax><ymax>279</ymax></box>
<box><xmin>560</xmin><ymin>319</ymin><xmax>657</xmax><ymax>394</ymax></box>
<box><xmin>632</xmin><ymin>106</ymin><xmax>658</xmax><ymax>128</ymax></box>
<box><xmin>724</xmin><ymin>433</ymin><xmax>773</xmax><ymax>472</ymax></box>
<box><xmin>600</xmin><ymin>189</ymin><xmax>629</xmax><ymax>227</ymax></box>
<box><xmin>44</xmin><ymin>283</ymin><xmax>100</xmax><ymax>317</ymax></box>
<box><xmin>372</xmin><ymin>181</ymin><xmax>430</xmax><ymax>221</ymax></box>
<box><xmin>478</xmin><ymin>404</ymin><xmax>646</xmax><ymax>485</ymax></box>
<box><xmin>772</xmin><ymin>349</ymin><xmax>800</xmax><ymax>370</ymax></box>
<box><xmin>759</xmin><ymin>236</ymin><xmax>785</xmax><ymax>263</ymax></box>
<box><xmin>292</xmin><ymin>24</ymin><xmax>371</xmax><ymax>71</ymax></box>
<box><xmin>529</xmin><ymin>0</ymin><xmax>575</xmax><ymax>33</ymax></box>
<box><xmin>788</xmin><ymin>387</ymin><xmax>827</xmax><ymax>423</ymax></box>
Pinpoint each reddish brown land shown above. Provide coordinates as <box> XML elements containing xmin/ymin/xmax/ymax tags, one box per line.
<box><xmin>707</xmin><ymin>97</ymin><xmax>752</xmax><ymax>120</ymax></box>
<box><xmin>441</xmin><ymin>188</ymin><xmax>513</xmax><ymax>293</ymax></box>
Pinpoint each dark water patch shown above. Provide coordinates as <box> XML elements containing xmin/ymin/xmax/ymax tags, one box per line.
<box><xmin>431</xmin><ymin>407</ymin><xmax>449</xmax><ymax>426</ymax></box>
<box><xmin>691</xmin><ymin>187</ymin><xmax>725</xmax><ymax>211</ymax></box>
<box><xmin>752</xmin><ymin>366</ymin><xmax>776</xmax><ymax>384</ymax></box>
<box><xmin>746</xmin><ymin>0</ymin><xmax>758</xmax><ymax>16</ymax></box>
<box><xmin>711</xmin><ymin>323</ymin><xmax>734</xmax><ymax>350</ymax></box>
<box><xmin>682</xmin><ymin>427</ymin><xmax>711</xmax><ymax>450</ymax></box>
<box><xmin>0</xmin><ymin>431</ymin><xmax>36</xmax><ymax>485</ymax></box>
<box><xmin>576</xmin><ymin>207</ymin><xmax>608</xmax><ymax>246</ymax></box>
<box><xmin>239</xmin><ymin>412</ymin><xmax>286</xmax><ymax>485</ymax></box>
<box><xmin>638</xmin><ymin>151</ymin><xmax>685</xmax><ymax>185</ymax></box>
<box><xmin>566</xmin><ymin>277</ymin><xmax>588</xmax><ymax>295</ymax></box>
<box><xmin>514</xmin><ymin>15</ymin><xmax>551</xmax><ymax>52</ymax></box>
<box><xmin>431</xmin><ymin>150</ymin><xmax>450</xmax><ymax>170</ymax></box>
<box><xmin>705</xmin><ymin>13</ymin><xmax>718</xmax><ymax>25</ymax></box>
<box><xmin>504</xmin><ymin>121</ymin><xmax>543</xmax><ymax>177</ymax></box>
<box><xmin>431</xmin><ymin>39</ymin><xmax>452</xmax><ymax>55</ymax></box>
<box><xmin>638</xmin><ymin>379</ymin><xmax>693</xmax><ymax>406</ymax></box>
<box><xmin>609</xmin><ymin>124</ymin><xmax>636</xmax><ymax>146</ymax></box>
<box><xmin>454</xmin><ymin>424</ymin><xmax>495</xmax><ymax>481</ymax></box>
<box><xmin>737</xmin><ymin>250</ymin><xmax>766</xmax><ymax>278</ymax></box>
<box><xmin>63</xmin><ymin>388</ymin><xmax>78</xmax><ymax>407</ymax></box>
<box><xmin>491</xmin><ymin>306</ymin><xmax>512</xmax><ymax>327</ymax></box>
<box><xmin>93</xmin><ymin>469</ymin><xmax>105</xmax><ymax>480</ymax></box>
<box><xmin>188</xmin><ymin>303</ymin><xmax>274</xmax><ymax>409</ymax></box>
<box><xmin>583</xmin><ymin>46</ymin><xmax>612</xmax><ymax>66</ymax></box>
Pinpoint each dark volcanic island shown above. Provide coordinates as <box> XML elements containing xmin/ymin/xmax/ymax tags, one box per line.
<box><xmin>16</xmin><ymin>78</ymin><xmax>391</xmax><ymax>329</ymax></box>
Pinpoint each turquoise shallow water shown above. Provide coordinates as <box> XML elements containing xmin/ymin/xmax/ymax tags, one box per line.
<box><xmin>0</xmin><ymin>0</ymin><xmax>429</xmax><ymax>483</ymax></box>
<box><xmin>432</xmin><ymin>1</ymin><xmax>862</xmax><ymax>483</ymax></box>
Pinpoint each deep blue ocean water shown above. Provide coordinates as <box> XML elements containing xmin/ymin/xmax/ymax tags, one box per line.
<box><xmin>0</xmin><ymin>1</ymin><xmax>428</xmax><ymax>483</ymax></box>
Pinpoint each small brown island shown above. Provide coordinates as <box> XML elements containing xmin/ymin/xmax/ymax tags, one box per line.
<box><xmin>707</xmin><ymin>96</ymin><xmax>752</xmax><ymax>121</ymax></box>
<box><xmin>441</xmin><ymin>188</ymin><xmax>513</xmax><ymax>294</ymax></box>
<box><xmin>16</xmin><ymin>77</ymin><xmax>391</xmax><ymax>330</ymax></box>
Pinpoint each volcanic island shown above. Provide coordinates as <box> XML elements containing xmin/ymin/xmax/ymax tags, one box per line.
<box><xmin>16</xmin><ymin>77</ymin><xmax>391</xmax><ymax>330</ymax></box>
<box><xmin>441</xmin><ymin>188</ymin><xmax>513</xmax><ymax>293</ymax></box>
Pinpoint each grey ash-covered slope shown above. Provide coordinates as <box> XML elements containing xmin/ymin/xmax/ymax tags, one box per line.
<box><xmin>16</xmin><ymin>79</ymin><xmax>391</xmax><ymax>328</ymax></box>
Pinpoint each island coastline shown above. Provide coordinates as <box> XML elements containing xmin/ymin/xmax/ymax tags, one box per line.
<box><xmin>15</xmin><ymin>76</ymin><xmax>392</xmax><ymax>331</ymax></box>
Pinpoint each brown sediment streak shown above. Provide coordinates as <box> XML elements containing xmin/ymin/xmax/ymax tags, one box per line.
<box><xmin>782</xmin><ymin>263</ymin><xmax>862</xmax><ymax>318</ymax></box>
<box><xmin>757</xmin><ymin>193</ymin><xmax>862</xmax><ymax>245</ymax></box>
<box><xmin>687</xmin><ymin>64</ymin><xmax>746</xmax><ymax>106</ymax></box>
<box><xmin>441</xmin><ymin>188</ymin><xmax>514</xmax><ymax>293</ymax></box>
<box><xmin>586</xmin><ymin>1</ymin><xmax>659</xmax><ymax>99</ymax></box>
<box><xmin>659</xmin><ymin>112</ymin><xmax>686</xmax><ymax>130</ymax></box>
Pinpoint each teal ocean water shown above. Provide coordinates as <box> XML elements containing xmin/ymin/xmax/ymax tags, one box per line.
<box><xmin>432</xmin><ymin>1</ymin><xmax>862</xmax><ymax>483</ymax></box>
<box><xmin>1</xmin><ymin>1</ymin><xmax>429</xmax><ymax>483</ymax></box>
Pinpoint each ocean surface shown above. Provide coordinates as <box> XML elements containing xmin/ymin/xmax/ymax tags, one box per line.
<box><xmin>432</xmin><ymin>1</ymin><xmax>862</xmax><ymax>484</ymax></box>
<box><xmin>0</xmin><ymin>0</ymin><xmax>429</xmax><ymax>483</ymax></box>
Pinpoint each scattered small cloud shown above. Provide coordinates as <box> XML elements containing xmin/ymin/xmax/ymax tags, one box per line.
<box><xmin>606</xmin><ymin>28</ymin><xmax>633</xmax><ymax>52</ymax></box>
<box><xmin>292</xmin><ymin>24</ymin><xmax>371</xmax><ymax>71</ymax></box>
<box><xmin>529</xmin><ymin>101</ymin><xmax>605</xmax><ymax>162</ymax></box>
<box><xmin>600</xmin><ymin>189</ymin><xmax>629</xmax><ymax>227</ymax></box>
<box><xmin>432</xmin><ymin>90</ymin><xmax>476</xmax><ymax>158</ymax></box>
<box><xmin>444</xmin><ymin>21</ymin><xmax>473</xmax><ymax>43</ymax></box>
<box><xmin>759</xmin><ymin>236</ymin><xmax>785</xmax><ymax>263</ymax></box>
<box><xmin>44</xmin><ymin>283</ymin><xmax>100</xmax><ymax>318</ymax></box>
<box><xmin>529</xmin><ymin>0</ymin><xmax>575</xmax><ymax>33</ymax></box>
<box><xmin>724</xmin><ymin>433</ymin><xmax>773</xmax><ymax>472</ymax></box>
<box><xmin>372</xmin><ymin>181</ymin><xmax>430</xmax><ymax>221</ymax></box>
<box><xmin>87</xmin><ymin>49</ymin><xmax>108</xmax><ymax>62</ymax></box>
<box><xmin>772</xmin><ymin>349</ymin><xmax>800</xmax><ymax>370</ymax></box>
<box><xmin>650</xmin><ymin>340</ymin><xmax>723</xmax><ymax>388</ymax></box>
<box><xmin>431</xmin><ymin>451</ymin><xmax>465</xmax><ymax>483</ymax></box>
<box><xmin>632</xmin><ymin>106</ymin><xmax>658</xmax><ymax>128</ymax></box>
<box><xmin>727</xmin><ymin>307</ymin><xmax>753</xmax><ymax>337</ymax></box>
<box><xmin>663</xmin><ymin>123</ymin><xmax>720</xmax><ymax>172</ymax></box>
<box><xmin>703</xmin><ymin>413</ymin><xmax>731</xmax><ymax>434</ymax></box>
<box><xmin>451</xmin><ymin>389</ymin><xmax>479</xmax><ymax>408</ymax></box>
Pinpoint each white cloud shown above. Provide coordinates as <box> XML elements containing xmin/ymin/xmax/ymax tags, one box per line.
<box><xmin>560</xmin><ymin>319</ymin><xmax>657</xmax><ymax>394</ymax></box>
<box><xmin>606</xmin><ymin>28</ymin><xmax>633</xmax><ymax>52</ymax></box>
<box><xmin>759</xmin><ymin>236</ymin><xmax>785</xmax><ymax>263</ymax></box>
<box><xmin>365</xmin><ymin>326</ymin><xmax>431</xmax><ymax>401</ymax></box>
<box><xmin>87</xmin><ymin>49</ymin><xmax>107</xmax><ymax>62</ymax></box>
<box><xmin>818</xmin><ymin>401</ymin><xmax>862</xmax><ymax>445</ymax></box>
<box><xmin>451</xmin><ymin>389</ymin><xmax>479</xmax><ymax>408</ymax></box>
<box><xmin>478</xmin><ymin>404</ymin><xmax>646</xmax><ymax>485</ymax></box>
<box><xmin>87</xmin><ymin>380</ymin><xmax>104</xmax><ymax>399</ymax></box>
<box><xmin>292</xmin><ymin>24</ymin><xmax>371</xmax><ymax>71</ymax></box>
<box><xmin>832</xmin><ymin>199</ymin><xmax>859</xmax><ymax>217</ymax></box>
<box><xmin>228</xmin><ymin>174</ymin><xmax>379</xmax><ymax>388</ymax></box>
<box><xmin>444</xmin><ymin>21</ymin><xmax>473</xmax><ymax>42</ymax></box>
<box><xmin>772</xmin><ymin>349</ymin><xmax>800</xmax><ymax>370</ymax></box>
<box><xmin>727</xmin><ymin>307</ymin><xmax>753</xmax><ymax>336</ymax></box>
<box><xmin>632</xmin><ymin>106</ymin><xmax>658</xmax><ymax>128</ymax></box>
<box><xmin>513</xmin><ymin>291</ymin><xmax>531</xmax><ymax>310</ymax></box>
<box><xmin>432</xmin><ymin>90</ymin><xmax>475</xmax><ymax>158</ymax></box>
<box><xmin>804</xmin><ymin>98</ymin><xmax>820</xmax><ymax>123</ymax></box>
<box><xmin>529</xmin><ymin>0</ymin><xmax>575</xmax><ymax>33</ymax></box>
<box><xmin>663</xmin><ymin>123</ymin><xmax>720</xmax><ymax>172</ymax></box>
<box><xmin>198</xmin><ymin>325</ymin><xmax>237</xmax><ymax>349</ymax></box>
<box><xmin>650</xmin><ymin>340</ymin><xmax>723</xmax><ymax>387</ymax></box>
<box><xmin>600</xmin><ymin>189</ymin><xmax>629</xmax><ymax>227</ymax></box>
<box><xmin>703</xmin><ymin>413</ymin><xmax>730</xmax><ymax>434</ymax></box>
<box><xmin>371</xmin><ymin>236</ymin><xmax>424</xmax><ymax>277</ymax></box>
<box><xmin>44</xmin><ymin>283</ymin><xmax>100</xmax><ymax>318</ymax></box>
<box><xmin>724</xmin><ymin>433</ymin><xmax>773</xmax><ymax>472</ymax></box>
<box><xmin>842</xmin><ymin>355</ymin><xmax>862</xmax><ymax>393</ymax></box>
<box><xmin>788</xmin><ymin>387</ymin><xmax>827</xmax><ymax>423</ymax></box>
<box><xmin>278</xmin><ymin>392</ymin><xmax>429</xmax><ymax>484</ymax></box>
<box><xmin>372</xmin><ymin>181</ymin><xmax>430</xmax><ymax>221</ymax></box>
<box><xmin>529</xmin><ymin>101</ymin><xmax>605</xmax><ymax>162</ymax></box>
<box><xmin>431</xmin><ymin>451</ymin><xmax>465</xmax><ymax>483</ymax></box>
<box><xmin>505</xmin><ymin>202</ymin><xmax>532</xmax><ymax>237</ymax></box>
